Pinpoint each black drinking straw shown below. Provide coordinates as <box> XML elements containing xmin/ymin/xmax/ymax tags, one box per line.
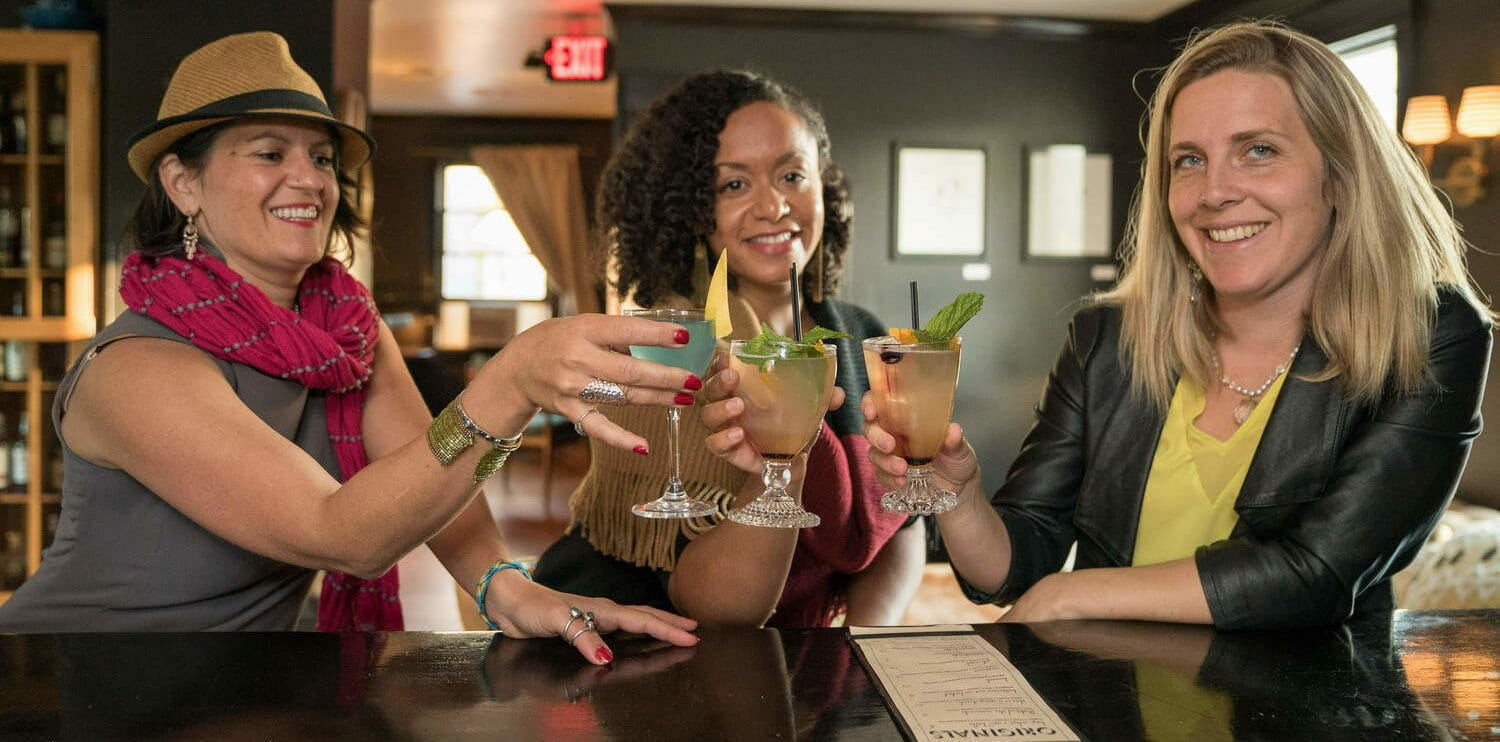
<box><xmin>909</xmin><ymin>281</ymin><xmax>920</xmax><ymax>330</ymax></box>
<box><xmin>789</xmin><ymin>265</ymin><xmax>803</xmax><ymax>340</ymax></box>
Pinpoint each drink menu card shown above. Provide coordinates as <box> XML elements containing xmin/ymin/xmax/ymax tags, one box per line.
<box><xmin>848</xmin><ymin>625</ymin><xmax>1079</xmax><ymax>742</ymax></box>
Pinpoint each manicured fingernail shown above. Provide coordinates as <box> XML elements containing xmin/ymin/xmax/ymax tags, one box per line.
<box><xmin>634</xmin><ymin>445</ymin><xmax>649</xmax><ymax>456</ymax></box>
<box><xmin>674</xmin><ymin>328</ymin><xmax>690</xmax><ymax>344</ymax></box>
<box><xmin>683</xmin><ymin>374</ymin><xmax>703</xmax><ymax>390</ymax></box>
<box><xmin>595</xmin><ymin>647</ymin><xmax>614</xmax><ymax>664</ymax></box>
<box><xmin>674</xmin><ymin>392</ymin><xmax>696</xmax><ymax>406</ymax></box>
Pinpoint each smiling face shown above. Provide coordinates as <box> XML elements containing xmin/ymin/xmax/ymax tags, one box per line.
<box><xmin>1167</xmin><ymin>69</ymin><xmax>1332</xmax><ymax>311</ymax></box>
<box><xmin>708</xmin><ymin>101</ymin><xmax>824</xmax><ymax>294</ymax></box>
<box><xmin>176</xmin><ymin>118</ymin><xmax>340</xmax><ymax>280</ymax></box>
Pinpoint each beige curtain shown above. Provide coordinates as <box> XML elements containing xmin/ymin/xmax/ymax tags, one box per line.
<box><xmin>470</xmin><ymin>145</ymin><xmax>598</xmax><ymax>315</ymax></box>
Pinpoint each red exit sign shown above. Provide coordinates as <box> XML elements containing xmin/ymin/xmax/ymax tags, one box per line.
<box><xmin>543</xmin><ymin>35</ymin><xmax>610</xmax><ymax>81</ymax></box>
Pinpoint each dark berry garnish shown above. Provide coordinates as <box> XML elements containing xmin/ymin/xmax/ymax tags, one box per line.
<box><xmin>879</xmin><ymin>350</ymin><xmax>903</xmax><ymax>364</ymax></box>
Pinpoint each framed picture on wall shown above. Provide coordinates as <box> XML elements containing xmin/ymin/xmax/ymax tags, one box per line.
<box><xmin>890</xmin><ymin>144</ymin><xmax>987</xmax><ymax>258</ymax></box>
<box><xmin>1022</xmin><ymin>143</ymin><xmax>1113</xmax><ymax>261</ymax></box>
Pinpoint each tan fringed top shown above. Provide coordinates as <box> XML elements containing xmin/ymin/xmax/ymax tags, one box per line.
<box><xmin>567</xmin><ymin>294</ymin><xmax>761</xmax><ymax>570</ymax></box>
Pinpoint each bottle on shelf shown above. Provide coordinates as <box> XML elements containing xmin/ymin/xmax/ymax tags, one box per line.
<box><xmin>8</xmin><ymin>284</ymin><xmax>22</xmax><ymax>316</ymax></box>
<box><xmin>0</xmin><ymin>184</ymin><xmax>17</xmax><ymax>268</ymax></box>
<box><xmin>0</xmin><ymin>86</ymin><xmax>11</xmax><ymax>155</ymax></box>
<box><xmin>45</xmin><ymin>70</ymin><xmax>66</xmax><ymax>153</ymax></box>
<box><xmin>44</xmin><ymin>194</ymin><xmax>65</xmax><ymax>269</ymax></box>
<box><xmin>10</xmin><ymin>91</ymin><xmax>26</xmax><ymax>155</ymax></box>
<box><xmin>3</xmin><ymin>531</ymin><xmax>23</xmax><ymax>590</ymax></box>
<box><xmin>10</xmin><ymin>410</ymin><xmax>27</xmax><ymax>491</ymax></box>
<box><xmin>0</xmin><ymin>411</ymin><xmax>10</xmax><ymax>490</ymax></box>
<box><xmin>3</xmin><ymin>339</ymin><xmax>25</xmax><ymax>382</ymax></box>
<box><xmin>42</xmin><ymin>280</ymin><xmax>61</xmax><ymax>316</ymax></box>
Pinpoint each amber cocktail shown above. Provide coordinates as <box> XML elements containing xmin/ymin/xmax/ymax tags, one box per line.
<box><xmin>863</xmin><ymin>336</ymin><xmax>961</xmax><ymax>514</ymax></box>
<box><xmin>724</xmin><ymin>339</ymin><xmax>836</xmax><ymax>528</ymax></box>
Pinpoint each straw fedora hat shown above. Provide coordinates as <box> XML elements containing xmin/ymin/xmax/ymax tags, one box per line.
<box><xmin>126</xmin><ymin>31</ymin><xmax>374</xmax><ymax>182</ymax></box>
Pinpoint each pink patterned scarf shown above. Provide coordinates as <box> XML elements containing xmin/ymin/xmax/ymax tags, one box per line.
<box><xmin>119</xmin><ymin>249</ymin><xmax>402</xmax><ymax>631</ymax></box>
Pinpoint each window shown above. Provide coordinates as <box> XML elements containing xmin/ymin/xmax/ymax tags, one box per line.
<box><xmin>438</xmin><ymin>164</ymin><xmax>548</xmax><ymax>301</ymax></box>
<box><xmin>1330</xmin><ymin>25</ymin><xmax>1398</xmax><ymax>131</ymax></box>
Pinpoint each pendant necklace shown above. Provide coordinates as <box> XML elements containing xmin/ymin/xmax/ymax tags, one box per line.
<box><xmin>1219</xmin><ymin>342</ymin><xmax>1301</xmax><ymax>426</ymax></box>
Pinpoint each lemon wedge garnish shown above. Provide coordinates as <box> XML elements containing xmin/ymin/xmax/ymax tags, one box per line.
<box><xmin>704</xmin><ymin>250</ymin><xmax>733</xmax><ymax>338</ymax></box>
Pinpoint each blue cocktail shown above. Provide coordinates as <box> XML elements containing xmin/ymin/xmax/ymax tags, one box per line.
<box><xmin>626</xmin><ymin>308</ymin><xmax>719</xmax><ymax>519</ymax></box>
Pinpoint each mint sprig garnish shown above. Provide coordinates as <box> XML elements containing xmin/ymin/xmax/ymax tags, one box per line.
<box><xmin>738</xmin><ymin>323</ymin><xmax>852</xmax><ymax>368</ymax></box>
<box><xmin>914</xmin><ymin>292</ymin><xmax>984</xmax><ymax>343</ymax></box>
<box><xmin>801</xmin><ymin>326</ymin><xmax>854</xmax><ymax>345</ymax></box>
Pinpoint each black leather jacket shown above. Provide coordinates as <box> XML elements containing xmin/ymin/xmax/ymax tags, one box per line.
<box><xmin>958</xmin><ymin>286</ymin><xmax>1492</xmax><ymax>629</ymax></box>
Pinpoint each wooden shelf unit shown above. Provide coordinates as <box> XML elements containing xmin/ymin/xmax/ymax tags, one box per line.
<box><xmin>0</xmin><ymin>29</ymin><xmax>98</xmax><ymax>594</ymax></box>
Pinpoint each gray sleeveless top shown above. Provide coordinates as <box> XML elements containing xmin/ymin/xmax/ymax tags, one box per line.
<box><xmin>0</xmin><ymin>311</ymin><xmax>341</xmax><ymax>631</ymax></box>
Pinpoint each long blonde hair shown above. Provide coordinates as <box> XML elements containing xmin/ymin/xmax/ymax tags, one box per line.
<box><xmin>1102</xmin><ymin>20</ymin><xmax>1486</xmax><ymax>410</ymax></box>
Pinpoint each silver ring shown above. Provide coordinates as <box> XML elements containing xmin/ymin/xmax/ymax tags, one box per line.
<box><xmin>574</xmin><ymin>408</ymin><xmax>600</xmax><ymax>437</ymax></box>
<box><xmin>567</xmin><ymin>612</ymin><xmax>598</xmax><ymax>645</ymax></box>
<box><xmin>561</xmin><ymin>606</ymin><xmax>584</xmax><ymax>637</ymax></box>
<box><xmin>579</xmin><ymin>378</ymin><xmax>627</xmax><ymax>405</ymax></box>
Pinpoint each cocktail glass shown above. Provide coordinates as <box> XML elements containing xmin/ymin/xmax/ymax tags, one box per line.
<box><xmin>626</xmin><ymin>308</ymin><xmax>719</xmax><ymax>519</ymax></box>
<box><xmin>724</xmin><ymin>339</ymin><xmax>835</xmax><ymax>529</ymax></box>
<box><xmin>862</xmin><ymin>335</ymin><xmax>962</xmax><ymax>514</ymax></box>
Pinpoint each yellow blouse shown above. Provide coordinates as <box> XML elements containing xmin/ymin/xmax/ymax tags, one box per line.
<box><xmin>1131</xmin><ymin>370</ymin><xmax>1290</xmax><ymax>566</ymax></box>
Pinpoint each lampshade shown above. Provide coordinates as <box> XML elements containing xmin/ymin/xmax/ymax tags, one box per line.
<box><xmin>1402</xmin><ymin>95</ymin><xmax>1452</xmax><ymax>145</ymax></box>
<box><xmin>1455</xmin><ymin>85</ymin><xmax>1500</xmax><ymax>138</ymax></box>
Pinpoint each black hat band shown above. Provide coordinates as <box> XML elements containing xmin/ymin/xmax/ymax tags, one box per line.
<box><xmin>127</xmin><ymin>89</ymin><xmax>336</xmax><ymax>149</ymax></box>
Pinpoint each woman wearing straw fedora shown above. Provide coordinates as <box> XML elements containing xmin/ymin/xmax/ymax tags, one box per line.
<box><xmin>0</xmin><ymin>32</ymin><xmax>701</xmax><ymax>662</ymax></box>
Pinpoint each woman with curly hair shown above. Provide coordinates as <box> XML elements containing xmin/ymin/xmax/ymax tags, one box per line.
<box><xmin>533</xmin><ymin>70</ymin><xmax>925</xmax><ymax>628</ymax></box>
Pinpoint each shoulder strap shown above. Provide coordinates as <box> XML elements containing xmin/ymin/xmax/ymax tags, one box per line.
<box><xmin>58</xmin><ymin>333</ymin><xmax>142</xmax><ymax>415</ymax></box>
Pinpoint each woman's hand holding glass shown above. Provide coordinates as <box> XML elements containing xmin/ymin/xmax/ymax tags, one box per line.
<box><xmin>465</xmin><ymin>314</ymin><xmax>705</xmax><ymax>453</ymax></box>
<box><xmin>698</xmin><ymin>357</ymin><xmax>846</xmax><ymax>474</ymax></box>
<box><xmin>860</xmin><ymin>392</ymin><xmax>981</xmax><ymax>506</ymax></box>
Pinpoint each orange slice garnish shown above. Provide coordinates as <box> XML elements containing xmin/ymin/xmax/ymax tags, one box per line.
<box><xmin>888</xmin><ymin>327</ymin><xmax>920</xmax><ymax>344</ymax></box>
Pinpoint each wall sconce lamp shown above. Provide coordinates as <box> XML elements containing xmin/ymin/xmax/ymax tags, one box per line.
<box><xmin>1402</xmin><ymin>85</ymin><xmax>1500</xmax><ymax>207</ymax></box>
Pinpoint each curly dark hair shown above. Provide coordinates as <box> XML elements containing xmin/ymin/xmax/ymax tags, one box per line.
<box><xmin>123</xmin><ymin>120</ymin><xmax>366</xmax><ymax>264</ymax></box>
<box><xmin>597</xmin><ymin>70</ymin><xmax>852</xmax><ymax>308</ymax></box>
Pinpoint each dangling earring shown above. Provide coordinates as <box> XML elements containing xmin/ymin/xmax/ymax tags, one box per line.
<box><xmin>1188</xmin><ymin>262</ymin><xmax>1203</xmax><ymax>304</ymax></box>
<box><xmin>182</xmin><ymin>213</ymin><xmax>200</xmax><ymax>261</ymax></box>
<box><xmin>809</xmin><ymin>244</ymin><xmax>824</xmax><ymax>304</ymax></box>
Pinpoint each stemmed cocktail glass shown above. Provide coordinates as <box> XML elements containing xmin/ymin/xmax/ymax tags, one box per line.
<box><xmin>627</xmin><ymin>308</ymin><xmax>719</xmax><ymax>519</ymax></box>
<box><xmin>863</xmin><ymin>335</ymin><xmax>962</xmax><ymax>514</ymax></box>
<box><xmin>724</xmin><ymin>339</ymin><xmax>835</xmax><ymax>529</ymax></box>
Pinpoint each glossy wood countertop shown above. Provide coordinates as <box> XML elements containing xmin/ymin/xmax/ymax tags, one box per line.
<box><xmin>0</xmin><ymin>609</ymin><xmax>1494</xmax><ymax>740</ymax></box>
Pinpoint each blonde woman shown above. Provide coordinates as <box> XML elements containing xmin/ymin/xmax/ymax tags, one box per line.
<box><xmin>845</xmin><ymin>21</ymin><xmax>1492</xmax><ymax>628</ymax></box>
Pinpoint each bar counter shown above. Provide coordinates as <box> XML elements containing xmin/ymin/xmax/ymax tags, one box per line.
<box><xmin>0</xmin><ymin>609</ymin><xmax>1495</xmax><ymax>740</ymax></box>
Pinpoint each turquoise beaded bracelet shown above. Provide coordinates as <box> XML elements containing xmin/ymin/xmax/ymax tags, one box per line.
<box><xmin>476</xmin><ymin>559</ymin><xmax>532</xmax><ymax>631</ymax></box>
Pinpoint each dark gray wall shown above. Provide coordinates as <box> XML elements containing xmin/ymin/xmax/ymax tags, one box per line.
<box><xmin>609</xmin><ymin>8</ymin><xmax>1153</xmax><ymax>495</ymax></box>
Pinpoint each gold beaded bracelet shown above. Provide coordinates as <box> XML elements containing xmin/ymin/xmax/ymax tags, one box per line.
<box><xmin>427</xmin><ymin>396</ymin><xmax>524</xmax><ymax>483</ymax></box>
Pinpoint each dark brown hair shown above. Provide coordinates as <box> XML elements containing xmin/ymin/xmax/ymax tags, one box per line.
<box><xmin>123</xmin><ymin>120</ymin><xmax>365</xmax><ymax>264</ymax></box>
<box><xmin>597</xmin><ymin>70</ymin><xmax>851</xmax><ymax>308</ymax></box>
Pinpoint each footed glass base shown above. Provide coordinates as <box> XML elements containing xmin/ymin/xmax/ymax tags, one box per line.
<box><xmin>727</xmin><ymin>459</ymin><xmax>821</xmax><ymax>528</ymax></box>
<box><xmin>881</xmin><ymin>465</ymin><xmax>958</xmax><ymax>515</ymax></box>
<box><xmin>632</xmin><ymin>479</ymin><xmax>718</xmax><ymax>519</ymax></box>
<box><xmin>727</xmin><ymin>493</ymin><xmax>820</xmax><ymax>529</ymax></box>
<box><xmin>633</xmin><ymin>495</ymin><xmax>718</xmax><ymax>519</ymax></box>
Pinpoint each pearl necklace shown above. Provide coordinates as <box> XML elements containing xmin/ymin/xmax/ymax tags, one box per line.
<box><xmin>1218</xmin><ymin>342</ymin><xmax>1301</xmax><ymax>426</ymax></box>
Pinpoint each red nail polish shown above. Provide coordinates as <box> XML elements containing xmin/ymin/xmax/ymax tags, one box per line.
<box><xmin>595</xmin><ymin>647</ymin><xmax>614</xmax><ymax>664</ymax></box>
<box><xmin>673</xmin><ymin>328</ymin><xmax>690</xmax><ymax>344</ymax></box>
<box><xmin>683</xmin><ymin>374</ymin><xmax>703</xmax><ymax>390</ymax></box>
<box><xmin>674</xmin><ymin>392</ymin><xmax>696</xmax><ymax>406</ymax></box>
<box><xmin>634</xmin><ymin>445</ymin><xmax>649</xmax><ymax>456</ymax></box>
